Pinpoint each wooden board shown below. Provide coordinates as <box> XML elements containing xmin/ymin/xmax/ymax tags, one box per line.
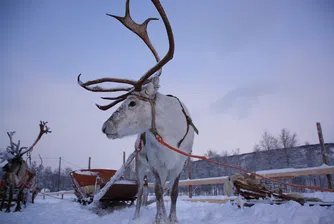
<box><xmin>148</xmin><ymin>165</ymin><xmax>334</xmax><ymax>188</ymax></box>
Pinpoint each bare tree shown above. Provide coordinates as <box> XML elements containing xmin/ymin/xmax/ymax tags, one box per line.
<box><xmin>253</xmin><ymin>144</ymin><xmax>261</xmax><ymax>152</ymax></box>
<box><xmin>259</xmin><ymin>131</ymin><xmax>280</xmax><ymax>151</ymax></box>
<box><xmin>204</xmin><ymin>149</ymin><xmax>220</xmax><ymax>158</ymax></box>
<box><xmin>231</xmin><ymin>148</ymin><xmax>240</xmax><ymax>155</ymax></box>
<box><xmin>278</xmin><ymin>128</ymin><xmax>298</xmax><ymax>148</ymax></box>
<box><xmin>221</xmin><ymin>150</ymin><xmax>229</xmax><ymax>157</ymax></box>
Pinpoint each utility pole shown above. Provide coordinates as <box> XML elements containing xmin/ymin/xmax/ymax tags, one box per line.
<box><xmin>316</xmin><ymin>122</ymin><xmax>332</xmax><ymax>189</ymax></box>
<box><xmin>58</xmin><ymin>157</ymin><xmax>61</xmax><ymax>192</ymax></box>
<box><xmin>123</xmin><ymin>151</ymin><xmax>126</xmax><ymax>165</ymax></box>
<box><xmin>88</xmin><ymin>157</ymin><xmax>91</xmax><ymax>169</ymax></box>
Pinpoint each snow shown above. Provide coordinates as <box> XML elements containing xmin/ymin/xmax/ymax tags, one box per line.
<box><xmin>74</xmin><ymin>171</ymin><xmax>99</xmax><ymax>176</ymax></box>
<box><xmin>1</xmin><ymin>193</ymin><xmax>334</xmax><ymax>224</ymax></box>
<box><xmin>115</xmin><ymin>179</ymin><xmax>137</xmax><ymax>185</ymax></box>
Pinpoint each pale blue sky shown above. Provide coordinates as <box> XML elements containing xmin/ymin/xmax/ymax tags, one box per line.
<box><xmin>1</xmin><ymin>0</ymin><xmax>333</xmax><ymax>169</ymax></box>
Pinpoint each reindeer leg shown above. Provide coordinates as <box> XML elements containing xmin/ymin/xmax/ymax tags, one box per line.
<box><xmin>32</xmin><ymin>192</ymin><xmax>35</xmax><ymax>204</ymax></box>
<box><xmin>0</xmin><ymin>185</ymin><xmax>7</xmax><ymax>211</ymax></box>
<box><xmin>23</xmin><ymin>190</ymin><xmax>27</xmax><ymax>208</ymax></box>
<box><xmin>14</xmin><ymin>188</ymin><xmax>23</xmax><ymax>212</ymax></box>
<box><xmin>133</xmin><ymin>180</ymin><xmax>143</xmax><ymax>220</ymax></box>
<box><xmin>152</xmin><ymin>170</ymin><xmax>168</xmax><ymax>224</ymax></box>
<box><xmin>142</xmin><ymin>184</ymin><xmax>148</xmax><ymax>206</ymax></box>
<box><xmin>5</xmin><ymin>185</ymin><xmax>13</xmax><ymax>212</ymax></box>
<box><xmin>169</xmin><ymin>174</ymin><xmax>181</xmax><ymax>224</ymax></box>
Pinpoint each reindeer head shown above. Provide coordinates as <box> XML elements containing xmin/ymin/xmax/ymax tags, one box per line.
<box><xmin>77</xmin><ymin>0</ymin><xmax>174</xmax><ymax>139</ymax></box>
<box><xmin>1</xmin><ymin>132</ymin><xmax>26</xmax><ymax>173</ymax></box>
<box><xmin>1</xmin><ymin>121</ymin><xmax>51</xmax><ymax>173</ymax></box>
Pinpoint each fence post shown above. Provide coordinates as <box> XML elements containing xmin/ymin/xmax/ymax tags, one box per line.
<box><xmin>188</xmin><ymin>156</ymin><xmax>193</xmax><ymax>198</ymax></box>
<box><xmin>316</xmin><ymin>122</ymin><xmax>333</xmax><ymax>189</ymax></box>
<box><xmin>58</xmin><ymin>157</ymin><xmax>62</xmax><ymax>191</ymax></box>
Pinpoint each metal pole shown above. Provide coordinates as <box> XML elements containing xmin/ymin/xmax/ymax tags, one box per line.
<box><xmin>123</xmin><ymin>151</ymin><xmax>126</xmax><ymax>165</ymax></box>
<box><xmin>58</xmin><ymin>157</ymin><xmax>61</xmax><ymax>191</ymax></box>
<box><xmin>88</xmin><ymin>157</ymin><xmax>91</xmax><ymax>169</ymax></box>
<box><xmin>316</xmin><ymin>122</ymin><xmax>332</xmax><ymax>189</ymax></box>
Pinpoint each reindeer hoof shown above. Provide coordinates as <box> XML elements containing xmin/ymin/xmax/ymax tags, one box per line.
<box><xmin>169</xmin><ymin>217</ymin><xmax>179</xmax><ymax>224</ymax></box>
<box><xmin>153</xmin><ymin>217</ymin><xmax>169</xmax><ymax>224</ymax></box>
<box><xmin>14</xmin><ymin>206</ymin><xmax>21</xmax><ymax>212</ymax></box>
<box><xmin>133</xmin><ymin>214</ymin><xmax>140</xmax><ymax>220</ymax></box>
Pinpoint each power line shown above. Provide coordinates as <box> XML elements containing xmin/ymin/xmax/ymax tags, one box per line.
<box><xmin>30</xmin><ymin>156</ymin><xmax>83</xmax><ymax>169</ymax></box>
<box><xmin>31</xmin><ymin>157</ymin><xmax>58</xmax><ymax>160</ymax></box>
<box><xmin>62</xmin><ymin>158</ymin><xmax>83</xmax><ymax>169</ymax></box>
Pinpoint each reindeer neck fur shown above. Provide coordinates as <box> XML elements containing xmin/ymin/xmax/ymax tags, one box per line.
<box><xmin>6</xmin><ymin>160</ymin><xmax>29</xmax><ymax>186</ymax></box>
<box><xmin>152</xmin><ymin>92</ymin><xmax>192</xmax><ymax>143</ymax></box>
<box><xmin>143</xmin><ymin>92</ymin><xmax>195</xmax><ymax>184</ymax></box>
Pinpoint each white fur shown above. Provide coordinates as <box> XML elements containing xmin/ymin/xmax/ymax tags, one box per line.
<box><xmin>102</xmin><ymin>77</ymin><xmax>195</xmax><ymax>223</ymax></box>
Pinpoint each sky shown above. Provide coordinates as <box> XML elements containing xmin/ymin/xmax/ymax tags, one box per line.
<box><xmin>1</xmin><ymin>0</ymin><xmax>334</xmax><ymax>170</ymax></box>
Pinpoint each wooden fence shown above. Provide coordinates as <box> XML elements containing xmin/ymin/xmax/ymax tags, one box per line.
<box><xmin>147</xmin><ymin>165</ymin><xmax>334</xmax><ymax>188</ymax></box>
<box><xmin>44</xmin><ymin>165</ymin><xmax>334</xmax><ymax>203</ymax></box>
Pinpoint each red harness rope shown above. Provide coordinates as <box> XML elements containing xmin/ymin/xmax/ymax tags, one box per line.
<box><xmin>155</xmin><ymin>134</ymin><xmax>334</xmax><ymax>193</ymax></box>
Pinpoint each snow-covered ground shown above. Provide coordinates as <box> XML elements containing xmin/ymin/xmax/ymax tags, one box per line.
<box><xmin>1</xmin><ymin>193</ymin><xmax>334</xmax><ymax>224</ymax></box>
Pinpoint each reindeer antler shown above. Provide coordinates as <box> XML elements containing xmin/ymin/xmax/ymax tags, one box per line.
<box><xmin>5</xmin><ymin>132</ymin><xmax>27</xmax><ymax>156</ymax></box>
<box><xmin>7</xmin><ymin>131</ymin><xmax>16</xmax><ymax>151</ymax></box>
<box><xmin>77</xmin><ymin>0</ymin><xmax>174</xmax><ymax>111</ymax></box>
<box><xmin>20</xmin><ymin>121</ymin><xmax>51</xmax><ymax>156</ymax></box>
<box><xmin>1</xmin><ymin>132</ymin><xmax>21</xmax><ymax>162</ymax></box>
<box><xmin>38</xmin><ymin>153</ymin><xmax>43</xmax><ymax>168</ymax></box>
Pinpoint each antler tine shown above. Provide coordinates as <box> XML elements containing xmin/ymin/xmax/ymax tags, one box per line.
<box><xmin>40</xmin><ymin>121</ymin><xmax>52</xmax><ymax>134</ymax></box>
<box><xmin>19</xmin><ymin>147</ymin><xmax>28</xmax><ymax>155</ymax></box>
<box><xmin>15</xmin><ymin>140</ymin><xmax>21</xmax><ymax>154</ymax></box>
<box><xmin>101</xmin><ymin>92</ymin><xmax>132</xmax><ymax>101</ymax></box>
<box><xmin>77</xmin><ymin>74</ymin><xmax>134</xmax><ymax>93</ymax></box>
<box><xmin>7</xmin><ymin>131</ymin><xmax>16</xmax><ymax>150</ymax></box>
<box><xmin>106</xmin><ymin>0</ymin><xmax>160</xmax><ymax>63</ymax></box>
<box><xmin>106</xmin><ymin>0</ymin><xmax>164</xmax><ymax>91</ymax></box>
<box><xmin>38</xmin><ymin>154</ymin><xmax>43</xmax><ymax>168</ymax></box>
<box><xmin>134</xmin><ymin>0</ymin><xmax>175</xmax><ymax>91</ymax></box>
<box><xmin>96</xmin><ymin>98</ymin><xmax>126</xmax><ymax>111</ymax></box>
<box><xmin>20</xmin><ymin>121</ymin><xmax>51</xmax><ymax>156</ymax></box>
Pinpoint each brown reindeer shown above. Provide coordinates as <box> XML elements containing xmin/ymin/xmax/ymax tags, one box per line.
<box><xmin>0</xmin><ymin>121</ymin><xmax>51</xmax><ymax>212</ymax></box>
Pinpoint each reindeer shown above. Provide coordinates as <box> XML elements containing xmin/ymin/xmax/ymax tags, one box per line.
<box><xmin>23</xmin><ymin>154</ymin><xmax>43</xmax><ymax>205</ymax></box>
<box><xmin>0</xmin><ymin>121</ymin><xmax>51</xmax><ymax>212</ymax></box>
<box><xmin>77</xmin><ymin>0</ymin><xmax>197</xmax><ymax>223</ymax></box>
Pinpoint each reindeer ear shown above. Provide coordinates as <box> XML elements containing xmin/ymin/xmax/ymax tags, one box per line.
<box><xmin>143</xmin><ymin>76</ymin><xmax>160</xmax><ymax>97</ymax></box>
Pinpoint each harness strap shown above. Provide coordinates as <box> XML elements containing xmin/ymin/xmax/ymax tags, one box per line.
<box><xmin>134</xmin><ymin>93</ymin><xmax>199</xmax><ymax>148</ymax></box>
<box><xmin>136</xmin><ymin>133</ymin><xmax>146</xmax><ymax>153</ymax></box>
<box><xmin>166</xmin><ymin>94</ymin><xmax>199</xmax><ymax>147</ymax></box>
<box><xmin>154</xmin><ymin>133</ymin><xmax>334</xmax><ymax>193</ymax></box>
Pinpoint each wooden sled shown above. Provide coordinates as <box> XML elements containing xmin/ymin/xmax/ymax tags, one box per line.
<box><xmin>70</xmin><ymin>169</ymin><xmax>138</xmax><ymax>207</ymax></box>
<box><xmin>228</xmin><ymin>173</ymin><xmax>334</xmax><ymax>208</ymax></box>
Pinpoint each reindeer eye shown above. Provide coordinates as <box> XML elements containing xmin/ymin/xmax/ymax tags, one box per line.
<box><xmin>128</xmin><ymin>101</ymin><xmax>136</xmax><ymax>107</ymax></box>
